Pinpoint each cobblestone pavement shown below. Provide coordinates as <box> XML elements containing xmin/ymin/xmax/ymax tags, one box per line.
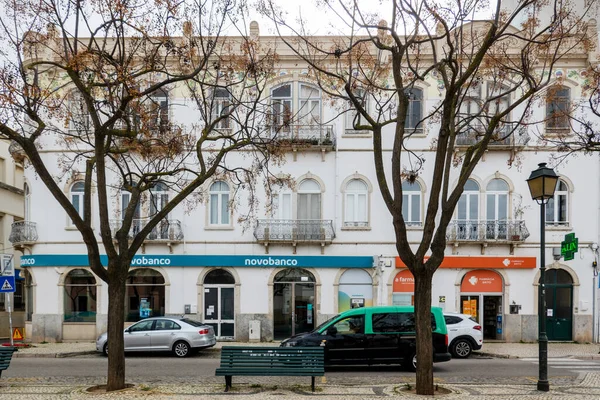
<box><xmin>2</xmin><ymin>341</ymin><xmax>600</xmax><ymax>398</ymax></box>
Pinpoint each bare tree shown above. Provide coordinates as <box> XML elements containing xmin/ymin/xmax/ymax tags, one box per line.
<box><xmin>0</xmin><ymin>0</ymin><xmax>281</xmax><ymax>391</ymax></box>
<box><xmin>261</xmin><ymin>0</ymin><xmax>595</xmax><ymax>394</ymax></box>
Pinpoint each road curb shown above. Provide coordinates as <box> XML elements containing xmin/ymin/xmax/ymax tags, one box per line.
<box><xmin>13</xmin><ymin>350</ymin><xmax>98</xmax><ymax>358</ymax></box>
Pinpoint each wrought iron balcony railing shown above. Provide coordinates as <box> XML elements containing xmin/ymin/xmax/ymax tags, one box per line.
<box><xmin>254</xmin><ymin>219</ymin><xmax>335</xmax><ymax>243</ymax></box>
<box><xmin>109</xmin><ymin>219</ymin><xmax>184</xmax><ymax>241</ymax></box>
<box><xmin>455</xmin><ymin>124</ymin><xmax>530</xmax><ymax>147</ymax></box>
<box><xmin>272</xmin><ymin>125</ymin><xmax>336</xmax><ymax>148</ymax></box>
<box><xmin>9</xmin><ymin>221</ymin><xmax>38</xmax><ymax>245</ymax></box>
<box><xmin>446</xmin><ymin>220</ymin><xmax>530</xmax><ymax>242</ymax></box>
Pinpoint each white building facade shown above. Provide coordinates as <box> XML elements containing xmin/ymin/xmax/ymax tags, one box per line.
<box><xmin>8</xmin><ymin>17</ymin><xmax>600</xmax><ymax>344</ymax></box>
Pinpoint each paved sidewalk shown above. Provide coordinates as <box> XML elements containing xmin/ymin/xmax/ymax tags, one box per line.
<box><xmin>8</xmin><ymin>340</ymin><xmax>600</xmax><ymax>359</ymax></box>
<box><xmin>3</xmin><ymin>341</ymin><xmax>600</xmax><ymax>398</ymax></box>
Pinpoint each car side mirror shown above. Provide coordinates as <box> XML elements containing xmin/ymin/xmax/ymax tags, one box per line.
<box><xmin>125</xmin><ymin>328</ymin><xmax>131</xmax><ymax>333</ymax></box>
<box><xmin>326</xmin><ymin>326</ymin><xmax>338</xmax><ymax>336</ymax></box>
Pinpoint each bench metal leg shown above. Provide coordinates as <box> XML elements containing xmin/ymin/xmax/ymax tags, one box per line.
<box><xmin>311</xmin><ymin>376</ymin><xmax>315</xmax><ymax>392</ymax></box>
<box><xmin>224</xmin><ymin>376</ymin><xmax>232</xmax><ymax>392</ymax></box>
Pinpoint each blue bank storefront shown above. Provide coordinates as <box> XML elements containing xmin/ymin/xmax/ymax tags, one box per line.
<box><xmin>20</xmin><ymin>254</ymin><xmax>375</xmax><ymax>342</ymax></box>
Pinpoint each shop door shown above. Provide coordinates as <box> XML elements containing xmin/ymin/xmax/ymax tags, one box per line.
<box><xmin>543</xmin><ymin>269</ymin><xmax>573</xmax><ymax>341</ymax></box>
<box><xmin>274</xmin><ymin>282</ymin><xmax>315</xmax><ymax>339</ymax></box>
<box><xmin>546</xmin><ymin>285</ymin><xmax>573</xmax><ymax>341</ymax></box>
<box><xmin>204</xmin><ymin>287</ymin><xmax>235</xmax><ymax>338</ymax></box>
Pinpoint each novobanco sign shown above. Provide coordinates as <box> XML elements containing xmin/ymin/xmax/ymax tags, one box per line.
<box><xmin>19</xmin><ymin>254</ymin><xmax>373</xmax><ymax>268</ymax></box>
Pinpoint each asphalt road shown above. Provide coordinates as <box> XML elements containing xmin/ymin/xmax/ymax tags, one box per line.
<box><xmin>3</xmin><ymin>353</ymin><xmax>592</xmax><ymax>384</ymax></box>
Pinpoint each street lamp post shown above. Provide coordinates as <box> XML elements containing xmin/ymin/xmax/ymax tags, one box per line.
<box><xmin>526</xmin><ymin>162</ymin><xmax>559</xmax><ymax>392</ymax></box>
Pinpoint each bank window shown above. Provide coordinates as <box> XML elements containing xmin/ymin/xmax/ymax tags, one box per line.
<box><xmin>63</xmin><ymin>269</ymin><xmax>97</xmax><ymax>322</ymax></box>
<box><xmin>330</xmin><ymin>315</ymin><xmax>364</xmax><ymax>335</ymax></box>
<box><xmin>126</xmin><ymin>268</ymin><xmax>165</xmax><ymax>322</ymax></box>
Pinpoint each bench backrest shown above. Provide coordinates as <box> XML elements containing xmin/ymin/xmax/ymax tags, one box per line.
<box><xmin>219</xmin><ymin>346</ymin><xmax>324</xmax><ymax>370</ymax></box>
<box><xmin>0</xmin><ymin>347</ymin><xmax>16</xmax><ymax>370</ymax></box>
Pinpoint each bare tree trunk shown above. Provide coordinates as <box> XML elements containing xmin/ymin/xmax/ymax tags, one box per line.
<box><xmin>414</xmin><ymin>265</ymin><xmax>434</xmax><ymax>396</ymax></box>
<box><xmin>106</xmin><ymin>262</ymin><xmax>127</xmax><ymax>391</ymax></box>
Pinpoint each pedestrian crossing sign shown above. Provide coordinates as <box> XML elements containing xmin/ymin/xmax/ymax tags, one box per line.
<box><xmin>0</xmin><ymin>276</ymin><xmax>15</xmax><ymax>293</ymax></box>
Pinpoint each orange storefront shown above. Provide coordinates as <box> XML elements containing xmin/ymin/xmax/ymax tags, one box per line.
<box><xmin>394</xmin><ymin>256</ymin><xmax>536</xmax><ymax>340</ymax></box>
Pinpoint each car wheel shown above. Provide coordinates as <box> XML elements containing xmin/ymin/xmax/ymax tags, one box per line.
<box><xmin>173</xmin><ymin>341</ymin><xmax>191</xmax><ymax>357</ymax></box>
<box><xmin>403</xmin><ymin>353</ymin><xmax>417</xmax><ymax>372</ymax></box>
<box><xmin>102</xmin><ymin>343</ymin><xmax>108</xmax><ymax>357</ymax></box>
<box><xmin>452</xmin><ymin>339</ymin><xmax>472</xmax><ymax>358</ymax></box>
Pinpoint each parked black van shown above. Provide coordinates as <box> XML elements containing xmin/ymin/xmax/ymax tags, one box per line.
<box><xmin>280</xmin><ymin>306</ymin><xmax>451</xmax><ymax>371</ymax></box>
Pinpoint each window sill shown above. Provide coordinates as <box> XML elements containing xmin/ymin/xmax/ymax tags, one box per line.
<box><xmin>545</xmin><ymin>224</ymin><xmax>571</xmax><ymax>231</ymax></box>
<box><xmin>544</xmin><ymin>128</ymin><xmax>571</xmax><ymax>137</ymax></box>
<box><xmin>204</xmin><ymin>226</ymin><xmax>235</xmax><ymax>231</ymax></box>
<box><xmin>342</xmin><ymin>131</ymin><xmax>372</xmax><ymax>138</ymax></box>
<box><xmin>406</xmin><ymin>224</ymin><xmax>423</xmax><ymax>230</ymax></box>
<box><xmin>341</xmin><ymin>226</ymin><xmax>372</xmax><ymax>231</ymax></box>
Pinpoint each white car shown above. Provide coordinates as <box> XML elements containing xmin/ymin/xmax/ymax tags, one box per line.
<box><xmin>96</xmin><ymin>317</ymin><xmax>216</xmax><ymax>357</ymax></box>
<box><xmin>444</xmin><ymin>312</ymin><xmax>483</xmax><ymax>358</ymax></box>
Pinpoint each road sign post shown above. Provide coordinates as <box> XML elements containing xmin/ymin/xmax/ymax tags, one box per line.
<box><xmin>1</xmin><ymin>254</ymin><xmax>15</xmax><ymax>346</ymax></box>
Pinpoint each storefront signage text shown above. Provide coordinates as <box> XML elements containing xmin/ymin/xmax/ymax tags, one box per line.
<box><xmin>20</xmin><ymin>254</ymin><xmax>374</xmax><ymax>269</ymax></box>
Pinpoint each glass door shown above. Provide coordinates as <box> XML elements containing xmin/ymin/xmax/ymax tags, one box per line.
<box><xmin>294</xmin><ymin>283</ymin><xmax>315</xmax><ymax>335</ymax></box>
<box><xmin>274</xmin><ymin>283</ymin><xmax>293</xmax><ymax>339</ymax></box>
<box><xmin>204</xmin><ymin>286</ymin><xmax>235</xmax><ymax>339</ymax></box>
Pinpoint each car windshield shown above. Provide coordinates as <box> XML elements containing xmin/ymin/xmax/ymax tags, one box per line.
<box><xmin>312</xmin><ymin>314</ymin><xmax>339</xmax><ymax>332</ymax></box>
<box><xmin>180</xmin><ymin>318</ymin><xmax>204</xmax><ymax>327</ymax></box>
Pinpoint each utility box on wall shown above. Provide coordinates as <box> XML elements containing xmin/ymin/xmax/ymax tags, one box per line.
<box><xmin>249</xmin><ymin>320</ymin><xmax>261</xmax><ymax>342</ymax></box>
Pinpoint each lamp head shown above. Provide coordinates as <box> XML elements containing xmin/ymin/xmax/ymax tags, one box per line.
<box><xmin>527</xmin><ymin>163</ymin><xmax>558</xmax><ymax>203</ymax></box>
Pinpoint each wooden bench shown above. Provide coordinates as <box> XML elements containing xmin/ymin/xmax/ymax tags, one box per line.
<box><xmin>215</xmin><ymin>346</ymin><xmax>325</xmax><ymax>392</ymax></box>
<box><xmin>0</xmin><ymin>347</ymin><xmax>17</xmax><ymax>379</ymax></box>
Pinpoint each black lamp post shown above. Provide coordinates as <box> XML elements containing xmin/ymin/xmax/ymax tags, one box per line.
<box><xmin>526</xmin><ymin>162</ymin><xmax>558</xmax><ymax>392</ymax></box>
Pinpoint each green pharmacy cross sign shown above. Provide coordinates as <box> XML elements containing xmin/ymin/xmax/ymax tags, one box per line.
<box><xmin>561</xmin><ymin>233</ymin><xmax>579</xmax><ymax>261</ymax></box>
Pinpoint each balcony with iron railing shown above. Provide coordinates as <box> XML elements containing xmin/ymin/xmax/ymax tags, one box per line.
<box><xmin>109</xmin><ymin>219</ymin><xmax>184</xmax><ymax>242</ymax></box>
<box><xmin>271</xmin><ymin>125</ymin><xmax>336</xmax><ymax>156</ymax></box>
<box><xmin>455</xmin><ymin>124</ymin><xmax>530</xmax><ymax>148</ymax></box>
<box><xmin>446</xmin><ymin>220</ymin><xmax>530</xmax><ymax>244</ymax></box>
<box><xmin>254</xmin><ymin>219</ymin><xmax>335</xmax><ymax>253</ymax></box>
<box><xmin>9</xmin><ymin>221</ymin><xmax>38</xmax><ymax>246</ymax></box>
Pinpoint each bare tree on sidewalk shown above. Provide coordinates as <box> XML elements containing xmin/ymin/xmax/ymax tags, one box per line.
<box><xmin>260</xmin><ymin>0</ymin><xmax>596</xmax><ymax>394</ymax></box>
<box><xmin>0</xmin><ymin>0</ymin><xmax>280</xmax><ymax>391</ymax></box>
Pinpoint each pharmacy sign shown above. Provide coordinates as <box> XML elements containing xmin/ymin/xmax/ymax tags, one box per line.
<box><xmin>561</xmin><ymin>233</ymin><xmax>579</xmax><ymax>261</ymax></box>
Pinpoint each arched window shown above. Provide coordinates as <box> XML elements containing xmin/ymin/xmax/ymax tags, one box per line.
<box><xmin>344</xmin><ymin>179</ymin><xmax>368</xmax><ymax>227</ymax></box>
<box><xmin>345</xmin><ymin>88</ymin><xmax>368</xmax><ymax>133</ymax></box>
<box><xmin>209</xmin><ymin>181</ymin><xmax>230</xmax><ymax>225</ymax></box>
<box><xmin>298</xmin><ymin>83</ymin><xmax>321</xmax><ymax>126</ymax></box>
<box><xmin>24</xmin><ymin>183</ymin><xmax>31</xmax><ymax>222</ymax></box>
<box><xmin>126</xmin><ymin>269</ymin><xmax>165</xmax><ymax>322</ymax></box>
<box><xmin>149</xmin><ymin>182</ymin><xmax>169</xmax><ymax>239</ymax></box>
<box><xmin>404</xmin><ymin>87</ymin><xmax>423</xmax><ymax>130</ymax></box>
<box><xmin>70</xmin><ymin>181</ymin><xmax>85</xmax><ymax>220</ymax></box>
<box><xmin>270</xmin><ymin>184</ymin><xmax>292</xmax><ymax>220</ymax></box>
<box><xmin>121</xmin><ymin>186</ymin><xmax>141</xmax><ymax>236</ymax></box>
<box><xmin>546</xmin><ymin>86</ymin><xmax>570</xmax><ymax>130</ymax></box>
<box><xmin>546</xmin><ymin>179</ymin><xmax>569</xmax><ymax>226</ymax></box>
<box><xmin>486</xmin><ymin>179</ymin><xmax>509</xmax><ymax>239</ymax></box>
<box><xmin>212</xmin><ymin>88</ymin><xmax>231</xmax><ymax>130</ymax></box>
<box><xmin>272</xmin><ymin>84</ymin><xmax>292</xmax><ymax>133</ymax></box>
<box><xmin>67</xmin><ymin>90</ymin><xmax>91</xmax><ymax>132</ymax></box>
<box><xmin>455</xmin><ymin>179</ymin><xmax>480</xmax><ymax>239</ymax></box>
<box><xmin>297</xmin><ymin>179</ymin><xmax>321</xmax><ymax>220</ymax></box>
<box><xmin>338</xmin><ymin>269</ymin><xmax>373</xmax><ymax>312</ymax></box>
<box><xmin>64</xmin><ymin>269</ymin><xmax>97</xmax><ymax>322</ymax></box>
<box><xmin>147</xmin><ymin>88</ymin><xmax>169</xmax><ymax>134</ymax></box>
<box><xmin>402</xmin><ymin>181</ymin><xmax>422</xmax><ymax>226</ymax></box>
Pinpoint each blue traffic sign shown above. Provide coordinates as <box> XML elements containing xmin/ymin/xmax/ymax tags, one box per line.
<box><xmin>0</xmin><ymin>276</ymin><xmax>15</xmax><ymax>293</ymax></box>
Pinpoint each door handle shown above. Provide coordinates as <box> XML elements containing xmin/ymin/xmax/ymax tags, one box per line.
<box><xmin>144</xmin><ymin>333</ymin><xmax>150</xmax><ymax>336</ymax></box>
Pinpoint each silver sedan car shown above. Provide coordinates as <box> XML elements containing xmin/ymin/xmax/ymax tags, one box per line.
<box><xmin>96</xmin><ymin>317</ymin><xmax>216</xmax><ymax>357</ymax></box>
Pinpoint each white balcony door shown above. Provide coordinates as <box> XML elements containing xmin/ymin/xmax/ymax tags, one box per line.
<box><xmin>272</xmin><ymin>191</ymin><xmax>292</xmax><ymax>220</ymax></box>
<box><xmin>457</xmin><ymin>179</ymin><xmax>480</xmax><ymax>239</ymax></box>
<box><xmin>297</xmin><ymin>179</ymin><xmax>321</xmax><ymax>240</ymax></box>
<box><xmin>149</xmin><ymin>183</ymin><xmax>169</xmax><ymax>239</ymax></box>
<box><xmin>486</xmin><ymin>179</ymin><xmax>509</xmax><ymax>239</ymax></box>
